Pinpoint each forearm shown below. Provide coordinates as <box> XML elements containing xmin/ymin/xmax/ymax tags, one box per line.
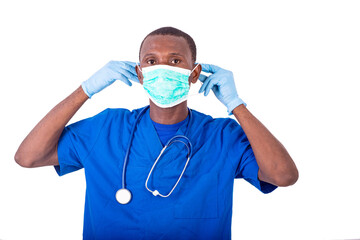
<box><xmin>232</xmin><ymin>104</ymin><xmax>298</xmax><ymax>186</ymax></box>
<box><xmin>15</xmin><ymin>86</ymin><xmax>89</xmax><ymax>167</ymax></box>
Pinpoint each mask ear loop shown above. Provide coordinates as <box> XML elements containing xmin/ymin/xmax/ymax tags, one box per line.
<box><xmin>190</xmin><ymin>63</ymin><xmax>200</xmax><ymax>75</ymax></box>
<box><xmin>136</xmin><ymin>63</ymin><xmax>144</xmax><ymax>83</ymax></box>
<box><xmin>188</xmin><ymin>63</ymin><xmax>203</xmax><ymax>97</ymax></box>
<box><xmin>136</xmin><ymin>62</ymin><xmax>142</xmax><ymax>73</ymax></box>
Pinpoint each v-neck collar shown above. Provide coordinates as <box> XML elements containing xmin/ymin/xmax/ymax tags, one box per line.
<box><xmin>145</xmin><ymin>107</ymin><xmax>191</xmax><ymax>148</ymax></box>
<box><xmin>128</xmin><ymin>106</ymin><xmax>193</xmax><ymax>168</ymax></box>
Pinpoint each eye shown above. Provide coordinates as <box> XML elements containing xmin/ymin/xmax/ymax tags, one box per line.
<box><xmin>171</xmin><ymin>59</ymin><xmax>181</xmax><ymax>64</ymax></box>
<box><xmin>147</xmin><ymin>59</ymin><xmax>156</xmax><ymax>65</ymax></box>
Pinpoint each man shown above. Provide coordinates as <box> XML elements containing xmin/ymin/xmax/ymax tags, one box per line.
<box><xmin>15</xmin><ymin>27</ymin><xmax>298</xmax><ymax>239</ymax></box>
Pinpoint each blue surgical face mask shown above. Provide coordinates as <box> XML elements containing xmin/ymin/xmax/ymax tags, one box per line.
<box><xmin>138</xmin><ymin>64</ymin><xmax>199</xmax><ymax>108</ymax></box>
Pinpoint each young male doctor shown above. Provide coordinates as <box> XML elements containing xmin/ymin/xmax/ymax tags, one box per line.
<box><xmin>15</xmin><ymin>27</ymin><xmax>298</xmax><ymax>239</ymax></box>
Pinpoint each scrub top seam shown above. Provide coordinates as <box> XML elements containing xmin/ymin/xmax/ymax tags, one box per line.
<box><xmin>222</xmin><ymin>120</ymin><xmax>241</xmax><ymax>179</ymax></box>
<box><xmin>80</xmin><ymin>109</ymin><xmax>110</xmax><ymax>164</ymax></box>
<box><xmin>235</xmin><ymin>145</ymin><xmax>256</xmax><ymax>179</ymax></box>
<box><xmin>228</xmin><ymin>141</ymin><xmax>239</xmax><ymax>179</ymax></box>
<box><xmin>64</xmin><ymin>129</ymin><xmax>83</xmax><ymax>169</ymax></box>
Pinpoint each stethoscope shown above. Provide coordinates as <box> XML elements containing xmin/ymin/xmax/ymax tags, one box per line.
<box><xmin>115</xmin><ymin>105</ymin><xmax>193</xmax><ymax>205</ymax></box>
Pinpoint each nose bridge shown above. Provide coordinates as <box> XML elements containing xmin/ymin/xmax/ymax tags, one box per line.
<box><xmin>157</xmin><ymin>56</ymin><xmax>169</xmax><ymax>65</ymax></box>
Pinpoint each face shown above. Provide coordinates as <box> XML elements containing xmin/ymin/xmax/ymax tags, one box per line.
<box><xmin>136</xmin><ymin>35</ymin><xmax>201</xmax><ymax>85</ymax></box>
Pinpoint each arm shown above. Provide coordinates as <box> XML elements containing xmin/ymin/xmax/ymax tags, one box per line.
<box><xmin>199</xmin><ymin>63</ymin><xmax>298</xmax><ymax>187</ymax></box>
<box><xmin>15</xmin><ymin>87</ymin><xmax>88</xmax><ymax>168</ymax></box>
<box><xmin>15</xmin><ymin>60</ymin><xmax>139</xmax><ymax>168</ymax></box>
<box><xmin>232</xmin><ymin>105</ymin><xmax>298</xmax><ymax>186</ymax></box>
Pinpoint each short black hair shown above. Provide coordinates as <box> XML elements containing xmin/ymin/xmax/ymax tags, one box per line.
<box><xmin>139</xmin><ymin>26</ymin><xmax>197</xmax><ymax>63</ymax></box>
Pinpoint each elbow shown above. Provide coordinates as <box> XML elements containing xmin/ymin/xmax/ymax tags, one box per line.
<box><xmin>275</xmin><ymin>168</ymin><xmax>299</xmax><ymax>187</ymax></box>
<box><xmin>14</xmin><ymin>151</ymin><xmax>36</xmax><ymax>168</ymax></box>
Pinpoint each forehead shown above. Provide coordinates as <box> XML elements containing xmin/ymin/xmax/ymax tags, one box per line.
<box><xmin>140</xmin><ymin>35</ymin><xmax>191</xmax><ymax>59</ymax></box>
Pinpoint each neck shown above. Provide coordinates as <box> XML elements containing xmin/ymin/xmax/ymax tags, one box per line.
<box><xmin>149</xmin><ymin>101</ymin><xmax>189</xmax><ymax>124</ymax></box>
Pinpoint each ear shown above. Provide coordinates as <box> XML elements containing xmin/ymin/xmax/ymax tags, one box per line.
<box><xmin>135</xmin><ymin>65</ymin><xmax>144</xmax><ymax>85</ymax></box>
<box><xmin>189</xmin><ymin>64</ymin><xmax>202</xmax><ymax>84</ymax></box>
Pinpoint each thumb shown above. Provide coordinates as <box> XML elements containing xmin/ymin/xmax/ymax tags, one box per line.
<box><xmin>119</xmin><ymin>78</ymin><xmax>132</xmax><ymax>86</ymax></box>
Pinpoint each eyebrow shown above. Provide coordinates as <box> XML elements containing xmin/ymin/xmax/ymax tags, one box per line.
<box><xmin>143</xmin><ymin>53</ymin><xmax>156</xmax><ymax>59</ymax></box>
<box><xmin>168</xmin><ymin>52</ymin><xmax>185</xmax><ymax>57</ymax></box>
<box><xmin>142</xmin><ymin>52</ymin><xmax>185</xmax><ymax>59</ymax></box>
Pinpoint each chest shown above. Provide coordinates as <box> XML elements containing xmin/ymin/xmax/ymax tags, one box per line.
<box><xmin>83</xmin><ymin>119</ymin><xmax>235</xmax><ymax>219</ymax></box>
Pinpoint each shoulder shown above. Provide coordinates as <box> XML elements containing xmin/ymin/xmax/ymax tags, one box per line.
<box><xmin>92</xmin><ymin>106</ymin><xmax>147</xmax><ymax>120</ymax></box>
<box><xmin>191</xmin><ymin>108</ymin><xmax>240</xmax><ymax>130</ymax></box>
<box><xmin>189</xmin><ymin>109</ymin><xmax>245</xmax><ymax>149</ymax></box>
<box><xmin>99</xmin><ymin>107</ymin><xmax>133</xmax><ymax>121</ymax></box>
<box><xmin>67</xmin><ymin>106</ymin><xmax>147</xmax><ymax>130</ymax></box>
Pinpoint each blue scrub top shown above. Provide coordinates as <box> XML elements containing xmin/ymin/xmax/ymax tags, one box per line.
<box><xmin>55</xmin><ymin>106</ymin><xmax>277</xmax><ymax>239</ymax></box>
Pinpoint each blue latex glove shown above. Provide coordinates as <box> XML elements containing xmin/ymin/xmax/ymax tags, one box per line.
<box><xmin>81</xmin><ymin>61</ymin><xmax>139</xmax><ymax>98</ymax></box>
<box><xmin>199</xmin><ymin>64</ymin><xmax>246</xmax><ymax>115</ymax></box>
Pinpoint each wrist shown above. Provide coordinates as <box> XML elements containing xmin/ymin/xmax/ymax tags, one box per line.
<box><xmin>232</xmin><ymin>103</ymin><xmax>247</xmax><ymax>115</ymax></box>
<box><xmin>81</xmin><ymin>81</ymin><xmax>93</xmax><ymax>99</ymax></box>
<box><xmin>227</xmin><ymin>97</ymin><xmax>247</xmax><ymax>115</ymax></box>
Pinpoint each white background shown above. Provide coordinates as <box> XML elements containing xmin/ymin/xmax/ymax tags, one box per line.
<box><xmin>1</xmin><ymin>0</ymin><xmax>359</xmax><ymax>239</ymax></box>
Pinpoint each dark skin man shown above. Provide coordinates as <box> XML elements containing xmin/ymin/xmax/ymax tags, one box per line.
<box><xmin>15</xmin><ymin>34</ymin><xmax>298</xmax><ymax>188</ymax></box>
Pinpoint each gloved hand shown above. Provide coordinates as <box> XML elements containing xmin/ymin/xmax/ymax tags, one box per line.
<box><xmin>81</xmin><ymin>61</ymin><xmax>139</xmax><ymax>98</ymax></box>
<box><xmin>199</xmin><ymin>64</ymin><xmax>246</xmax><ymax>115</ymax></box>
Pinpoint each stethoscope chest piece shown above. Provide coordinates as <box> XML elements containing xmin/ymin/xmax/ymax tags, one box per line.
<box><xmin>116</xmin><ymin>188</ymin><xmax>132</xmax><ymax>205</ymax></box>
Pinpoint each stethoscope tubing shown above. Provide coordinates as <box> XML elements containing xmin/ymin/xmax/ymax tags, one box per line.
<box><xmin>145</xmin><ymin>135</ymin><xmax>192</xmax><ymax>197</ymax></box>
<box><xmin>121</xmin><ymin>106</ymin><xmax>150</xmax><ymax>189</ymax></box>
<box><xmin>121</xmin><ymin>105</ymin><xmax>192</xmax><ymax>193</ymax></box>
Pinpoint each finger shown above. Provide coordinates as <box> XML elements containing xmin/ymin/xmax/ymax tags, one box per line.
<box><xmin>123</xmin><ymin>61</ymin><xmax>138</xmax><ymax>74</ymax></box>
<box><xmin>199</xmin><ymin>75</ymin><xmax>215</xmax><ymax>94</ymax></box>
<box><xmin>116</xmin><ymin>68</ymin><xmax>139</xmax><ymax>83</ymax></box>
<box><xmin>123</xmin><ymin>61</ymin><xmax>137</xmax><ymax>67</ymax></box>
<box><xmin>200</xmin><ymin>63</ymin><xmax>221</xmax><ymax>74</ymax></box>
<box><xmin>128</xmin><ymin>74</ymin><xmax>140</xmax><ymax>83</ymax></box>
<box><xmin>117</xmin><ymin>73</ymin><xmax>132</xmax><ymax>86</ymax></box>
<box><xmin>199</xmin><ymin>76</ymin><xmax>211</xmax><ymax>93</ymax></box>
<box><xmin>108</xmin><ymin>72</ymin><xmax>132</xmax><ymax>86</ymax></box>
<box><xmin>198</xmin><ymin>74</ymin><xmax>207</xmax><ymax>82</ymax></box>
<box><xmin>122</xmin><ymin>79</ymin><xmax>132</xmax><ymax>86</ymax></box>
<box><xmin>110</xmin><ymin>61</ymin><xmax>136</xmax><ymax>74</ymax></box>
<box><xmin>205</xmin><ymin>77</ymin><xmax>219</xmax><ymax>96</ymax></box>
<box><xmin>199</xmin><ymin>75</ymin><xmax>214</xmax><ymax>94</ymax></box>
<box><xmin>123</xmin><ymin>69</ymin><xmax>140</xmax><ymax>83</ymax></box>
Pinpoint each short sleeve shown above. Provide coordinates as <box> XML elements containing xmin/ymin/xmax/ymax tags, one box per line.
<box><xmin>223</xmin><ymin>119</ymin><xmax>277</xmax><ymax>194</ymax></box>
<box><xmin>55</xmin><ymin>109</ymin><xmax>109</xmax><ymax>176</ymax></box>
